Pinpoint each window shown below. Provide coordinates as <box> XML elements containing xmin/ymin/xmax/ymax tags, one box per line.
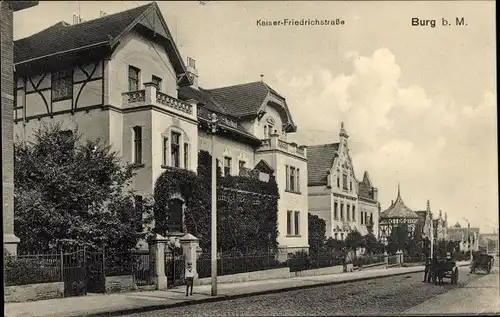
<box><xmin>343</xmin><ymin>173</ymin><xmax>348</xmax><ymax>189</ymax></box>
<box><xmin>347</xmin><ymin>205</ymin><xmax>350</xmax><ymax>221</ymax></box>
<box><xmin>296</xmin><ymin>168</ymin><xmax>300</xmax><ymax>193</ymax></box>
<box><xmin>287</xmin><ymin>210</ymin><xmax>293</xmax><ymax>235</ymax></box>
<box><xmin>285</xmin><ymin>165</ymin><xmax>290</xmax><ymax>190</ymax></box>
<box><xmin>294</xmin><ymin>211</ymin><xmax>300</xmax><ymax>235</ymax></box>
<box><xmin>264</xmin><ymin>125</ymin><xmax>268</xmax><ymax>138</ymax></box>
<box><xmin>239</xmin><ymin>160</ymin><xmax>246</xmax><ymax>169</ymax></box>
<box><xmin>361</xmin><ymin>211</ymin><xmax>364</xmax><ymax>225</ymax></box>
<box><xmin>171</xmin><ymin>131</ymin><xmax>181</xmax><ymax>167</ymax></box>
<box><xmin>152</xmin><ymin>75</ymin><xmax>162</xmax><ymax>91</ymax></box>
<box><xmin>350</xmin><ymin>181</ymin><xmax>352</xmax><ymax>191</ymax></box>
<box><xmin>337</xmin><ymin>176</ymin><xmax>340</xmax><ymax>188</ymax></box>
<box><xmin>340</xmin><ymin>233</ymin><xmax>344</xmax><ymax>240</ymax></box>
<box><xmin>133</xmin><ymin>126</ymin><xmax>142</xmax><ymax>164</ymax></box>
<box><xmin>365</xmin><ymin>212</ymin><xmax>368</xmax><ymax>225</ymax></box>
<box><xmin>334</xmin><ymin>233</ymin><xmax>339</xmax><ymax>240</ymax></box>
<box><xmin>352</xmin><ymin>206</ymin><xmax>356</xmax><ymax>221</ymax></box>
<box><xmin>334</xmin><ymin>202</ymin><xmax>338</xmax><ymax>219</ymax></box>
<box><xmin>289</xmin><ymin>167</ymin><xmax>296</xmax><ymax>192</ymax></box>
<box><xmin>162</xmin><ymin>137</ymin><xmax>168</xmax><ymax>166</ymax></box>
<box><xmin>52</xmin><ymin>69</ymin><xmax>73</xmax><ymax>101</ymax></box>
<box><xmin>224</xmin><ymin>157</ymin><xmax>232</xmax><ymax>176</ymax></box>
<box><xmin>134</xmin><ymin>195</ymin><xmax>143</xmax><ymax>232</ymax></box>
<box><xmin>128</xmin><ymin>66</ymin><xmax>140</xmax><ymax>91</ymax></box>
<box><xmin>183</xmin><ymin>143</ymin><xmax>189</xmax><ymax>169</ymax></box>
<box><xmin>340</xmin><ymin>203</ymin><xmax>344</xmax><ymax>220</ymax></box>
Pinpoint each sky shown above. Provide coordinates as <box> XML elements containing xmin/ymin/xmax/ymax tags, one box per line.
<box><xmin>13</xmin><ymin>1</ymin><xmax>497</xmax><ymax>233</ymax></box>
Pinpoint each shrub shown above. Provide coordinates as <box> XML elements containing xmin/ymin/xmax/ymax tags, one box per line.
<box><xmin>287</xmin><ymin>250</ymin><xmax>312</xmax><ymax>272</ymax></box>
<box><xmin>4</xmin><ymin>253</ymin><xmax>61</xmax><ymax>286</ymax></box>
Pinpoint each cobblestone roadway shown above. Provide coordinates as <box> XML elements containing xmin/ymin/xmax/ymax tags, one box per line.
<box><xmin>123</xmin><ymin>267</ymin><xmax>481</xmax><ymax>316</ymax></box>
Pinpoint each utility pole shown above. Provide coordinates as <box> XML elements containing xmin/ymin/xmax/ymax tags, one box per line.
<box><xmin>209</xmin><ymin>113</ymin><xmax>219</xmax><ymax>296</ymax></box>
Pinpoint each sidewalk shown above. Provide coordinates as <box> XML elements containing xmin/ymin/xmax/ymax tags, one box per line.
<box><xmin>5</xmin><ymin>261</ymin><xmax>470</xmax><ymax>317</ymax></box>
<box><xmin>403</xmin><ymin>268</ymin><xmax>499</xmax><ymax>315</ymax></box>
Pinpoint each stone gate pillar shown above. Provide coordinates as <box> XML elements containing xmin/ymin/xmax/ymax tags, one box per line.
<box><xmin>180</xmin><ymin>233</ymin><xmax>200</xmax><ymax>279</ymax></box>
<box><xmin>149</xmin><ymin>234</ymin><xmax>168</xmax><ymax>290</ymax></box>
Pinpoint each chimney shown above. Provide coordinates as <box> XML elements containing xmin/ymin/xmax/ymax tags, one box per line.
<box><xmin>186</xmin><ymin>57</ymin><xmax>198</xmax><ymax>89</ymax></box>
<box><xmin>372</xmin><ymin>187</ymin><xmax>378</xmax><ymax>201</ymax></box>
<box><xmin>100</xmin><ymin>11</ymin><xmax>107</xmax><ymax>17</ymax></box>
<box><xmin>73</xmin><ymin>14</ymin><xmax>78</xmax><ymax>25</ymax></box>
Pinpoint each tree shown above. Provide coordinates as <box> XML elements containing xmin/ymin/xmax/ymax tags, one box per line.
<box><xmin>345</xmin><ymin>230</ymin><xmax>364</xmax><ymax>253</ymax></box>
<box><xmin>308</xmin><ymin>213</ymin><xmax>326</xmax><ymax>252</ymax></box>
<box><xmin>363</xmin><ymin>233</ymin><xmax>384</xmax><ymax>255</ymax></box>
<box><xmin>325</xmin><ymin>237</ymin><xmax>346</xmax><ymax>252</ymax></box>
<box><xmin>386</xmin><ymin>225</ymin><xmax>409</xmax><ymax>255</ymax></box>
<box><xmin>14</xmin><ymin>123</ymin><xmax>153</xmax><ymax>253</ymax></box>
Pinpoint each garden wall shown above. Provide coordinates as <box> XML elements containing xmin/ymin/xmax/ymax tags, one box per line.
<box><xmin>4</xmin><ymin>282</ymin><xmax>64</xmax><ymax>302</ymax></box>
<box><xmin>105</xmin><ymin>275</ymin><xmax>138</xmax><ymax>293</ymax></box>
<box><xmin>195</xmin><ymin>267</ymin><xmax>290</xmax><ymax>285</ymax></box>
<box><xmin>291</xmin><ymin>265</ymin><xmax>344</xmax><ymax>277</ymax></box>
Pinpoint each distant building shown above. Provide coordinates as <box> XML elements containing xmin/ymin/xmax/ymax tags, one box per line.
<box><xmin>1</xmin><ymin>0</ymin><xmax>39</xmax><ymax>255</ymax></box>
<box><xmin>447</xmin><ymin>222</ymin><xmax>480</xmax><ymax>252</ymax></box>
<box><xmin>307</xmin><ymin>123</ymin><xmax>379</xmax><ymax>241</ymax></box>
<box><xmin>379</xmin><ymin>185</ymin><xmax>420</xmax><ymax>243</ymax></box>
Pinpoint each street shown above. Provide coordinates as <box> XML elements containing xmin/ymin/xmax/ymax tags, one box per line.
<box><xmin>121</xmin><ymin>266</ymin><xmax>494</xmax><ymax>316</ymax></box>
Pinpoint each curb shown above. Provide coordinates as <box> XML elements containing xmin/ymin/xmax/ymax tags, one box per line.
<box><xmin>83</xmin><ymin>268</ymin><xmax>425</xmax><ymax>317</ymax></box>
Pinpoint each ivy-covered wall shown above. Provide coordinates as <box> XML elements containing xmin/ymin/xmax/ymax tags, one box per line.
<box><xmin>154</xmin><ymin>151</ymin><xmax>279</xmax><ymax>252</ymax></box>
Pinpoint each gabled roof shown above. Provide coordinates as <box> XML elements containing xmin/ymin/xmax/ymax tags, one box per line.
<box><xmin>178</xmin><ymin>86</ymin><xmax>227</xmax><ymax>115</ymax></box>
<box><xmin>15</xmin><ymin>3</ymin><xmax>150</xmax><ymax>63</ymax></box>
<box><xmin>14</xmin><ymin>2</ymin><xmax>190</xmax><ymax>85</ymax></box>
<box><xmin>380</xmin><ymin>185</ymin><xmax>419</xmax><ymax>219</ymax></box>
<box><xmin>358</xmin><ymin>171</ymin><xmax>376</xmax><ymax>201</ymax></box>
<box><xmin>207</xmin><ymin>81</ymin><xmax>297</xmax><ymax>131</ymax></box>
<box><xmin>255</xmin><ymin>160</ymin><xmax>275</xmax><ymax>174</ymax></box>
<box><xmin>307</xmin><ymin>143</ymin><xmax>339</xmax><ymax>186</ymax></box>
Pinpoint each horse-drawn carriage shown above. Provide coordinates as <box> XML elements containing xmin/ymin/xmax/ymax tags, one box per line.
<box><xmin>470</xmin><ymin>252</ymin><xmax>494</xmax><ymax>274</ymax></box>
<box><xmin>424</xmin><ymin>257</ymin><xmax>459</xmax><ymax>285</ymax></box>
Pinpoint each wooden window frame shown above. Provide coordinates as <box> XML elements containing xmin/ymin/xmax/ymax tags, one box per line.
<box><xmin>52</xmin><ymin>69</ymin><xmax>73</xmax><ymax>102</ymax></box>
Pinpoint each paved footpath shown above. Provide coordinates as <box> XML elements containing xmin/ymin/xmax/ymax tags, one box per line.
<box><xmin>4</xmin><ymin>261</ymin><xmax>469</xmax><ymax>317</ymax></box>
<box><xmin>403</xmin><ymin>264</ymin><xmax>500</xmax><ymax>315</ymax></box>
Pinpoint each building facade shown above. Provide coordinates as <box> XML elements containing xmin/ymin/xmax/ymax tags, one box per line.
<box><xmin>379</xmin><ymin>185</ymin><xmax>420</xmax><ymax>243</ymax></box>
<box><xmin>12</xmin><ymin>3</ymin><xmax>308</xmax><ymax>250</ymax></box>
<box><xmin>447</xmin><ymin>222</ymin><xmax>480</xmax><ymax>252</ymax></box>
<box><xmin>307</xmin><ymin>123</ymin><xmax>379</xmax><ymax>241</ymax></box>
<box><xmin>2</xmin><ymin>0</ymin><xmax>38</xmax><ymax>255</ymax></box>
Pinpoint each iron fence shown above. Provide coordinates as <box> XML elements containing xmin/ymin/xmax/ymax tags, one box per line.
<box><xmin>387</xmin><ymin>255</ymin><xmax>399</xmax><ymax>266</ymax></box>
<box><xmin>196</xmin><ymin>252</ymin><xmax>284</xmax><ymax>278</ymax></box>
<box><xmin>4</xmin><ymin>252</ymin><xmax>62</xmax><ymax>286</ymax></box>
<box><xmin>353</xmin><ymin>254</ymin><xmax>386</xmax><ymax>267</ymax></box>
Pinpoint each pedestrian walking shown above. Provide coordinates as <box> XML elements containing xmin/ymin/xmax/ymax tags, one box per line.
<box><xmin>185</xmin><ymin>262</ymin><xmax>195</xmax><ymax>296</ymax></box>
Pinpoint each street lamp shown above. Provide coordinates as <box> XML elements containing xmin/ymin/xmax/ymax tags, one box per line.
<box><xmin>208</xmin><ymin>113</ymin><xmax>219</xmax><ymax>296</ymax></box>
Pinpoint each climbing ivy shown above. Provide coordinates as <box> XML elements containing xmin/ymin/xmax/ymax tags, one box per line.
<box><xmin>154</xmin><ymin>150</ymin><xmax>279</xmax><ymax>253</ymax></box>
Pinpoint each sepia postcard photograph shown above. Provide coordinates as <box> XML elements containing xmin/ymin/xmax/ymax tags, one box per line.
<box><xmin>2</xmin><ymin>0</ymin><xmax>497</xmax><ymax>316</ymax></box>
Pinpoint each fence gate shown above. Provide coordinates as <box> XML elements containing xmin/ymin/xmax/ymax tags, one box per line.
<box><xmin>63</xmin><ymin>249</ymin><xmax>87</xmax><ymax>297</ymax></box>
<box><xmin>165</xmin><ymin>248</ymin><xmax>185</xmax><ymax>288</ymax></box>
<box><xmin>86</xmin><ymin>250</ymin><xmax>106</xmax><ymax>293</ymax></box>
<box><xmin>132</xmin><ymin>250</ymin><xmax>155</xmax><ymax>286</ymax></box>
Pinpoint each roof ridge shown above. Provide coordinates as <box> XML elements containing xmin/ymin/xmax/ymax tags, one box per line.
<box><xmin>16</xmin><ymin>21</ymin><xmax>67</xmax><ymax>41</ymax></box>
<box><xmin>207</xmin><ymin>81</ymin><xmax>263</xmax><ymax>92</ymax></box>
<box><xmin>67</xmin><ymin>2</ymin><xmax>154</xmax><ymax>28</ymax></box>
<box><xmin>308</xmin><ymin>142</ymin><xmax>340</xmax><ymax>148</ymax></box>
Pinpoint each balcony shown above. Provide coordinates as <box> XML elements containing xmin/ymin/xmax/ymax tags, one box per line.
<box><xmin>122</xmin><ymin>83</ymin><xmax>197</xmax><ymax>120</ymax></box>
<box><xmin>257</xmin><ymin>134</ymin><xmax>307</xmax><ymax>159</ymax></box>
